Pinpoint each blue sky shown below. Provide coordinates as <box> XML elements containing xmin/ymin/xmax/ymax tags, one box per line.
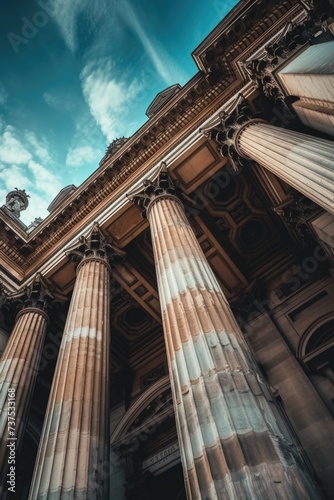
<box><xmin>0</xmin><ymin>0</ymin><xmax>238</xmax><ymax>225</ymax></box>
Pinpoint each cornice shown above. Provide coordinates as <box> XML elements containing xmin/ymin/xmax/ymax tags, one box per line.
<box><xmin>192</xmin><ymin>0</ymin><xmax>300</xmax><ymax>76</ymax></box>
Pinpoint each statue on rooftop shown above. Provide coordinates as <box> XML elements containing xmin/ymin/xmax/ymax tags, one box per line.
<box><xmin>5</xmin><ymin>188</ymin><xmax>30</xmax><ymax>218</ymax></box>
<box><xmin>99</xmin><ymin>136</ymin><xmax>128</xmax><ymax>165</ymax></box>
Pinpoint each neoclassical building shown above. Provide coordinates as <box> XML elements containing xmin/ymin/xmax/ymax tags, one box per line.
<box><xmin>1</xmin><ymin>0</ymin><xmax>334</xmax><ymax>498</ymax></box>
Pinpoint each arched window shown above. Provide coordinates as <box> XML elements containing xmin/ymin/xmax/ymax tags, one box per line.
<box><xmin>298</xmin><ymin>317</ymin><xmax>334</xmax><ymax>415</ymax></box>
<box><xmin>299</xmin><ymin>318</ymin><xmax>334</xmax><ymax>378</ymax></box>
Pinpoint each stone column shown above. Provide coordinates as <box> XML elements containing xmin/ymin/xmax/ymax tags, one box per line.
<box><xmin>237</xmin><ymin>121</ymin><xmax>334</xmax><ymax>214</ymax></box>
<box><xmin>0</xmin><ymin>273</ymin><xmax>63</xmax><ymax>496</ymax></box>
<box><xmin>129</xmin><ymin>164</ymin><xmax>321</xmax><ymax>499</ymax></box>
<box><xmin>206</xmin><ymin>99</ymin><xmax>334</xmax><ymax>215</ymax></box>
<box><xmin>28</xmin><ymin>223</ymin><xmax>125</xmax><ymax>500</ymax></box>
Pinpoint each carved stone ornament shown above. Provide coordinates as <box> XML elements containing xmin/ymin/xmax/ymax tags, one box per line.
<box><xmin>5</xmin><ymin>188</ymin><xmax>30</xmax><ymax>218</ymax></box>
<box><xmin>0</xmin><ymin>272</ymin><xmax>66</xmax><ymax>316</ymax></box>
<box><xmin>127</xmin><ymin>162</ymin><xmax>191</xmax><ymax>218</ymax></box>
<box><xmin>99</xmin><ymin>137</ymin><xmax>128</xmax><ymax>165</ymax></box>
<box><xmin>65</xmin><ymin>221</ymin><xmax>126</xmax><ymax>268</ymax></box>
<box><xmin>273</xmin><ymin>191</ymin><xmax>322</xmax><ymax>247</ymax></box>
<box><xmin>244</xmin><ymin>0</ymin><xmax>334</xmax><ymax>105</ymax></box>
<box><xmin>202</xmin><ymin>95</ymin><xmax>262</xmax><ymax>172</ymax></box>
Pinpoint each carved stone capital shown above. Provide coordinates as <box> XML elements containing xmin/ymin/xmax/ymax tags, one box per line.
<box><xmin>1</xmin><ymin>272</ymin><xmax>66</xmax><ymax>317</ymax></box>
<box><xmin>127</xmin><ymin>162</ymin><xmax>187</xmax><ymax>219</ymax></box>
<box><xmin>273</xmin><ymin>191</ymin><xmax>322</xmax><ymax>247</ymax></box>
<box><xmin>205</xmin><ymin>97</ymin><xmax>263</xmax><ymax>171</ymax></box>
<box><xmin>65</xmin><ymin>221</ymin><xmax>125</xmax><ymax>269</ymax></box>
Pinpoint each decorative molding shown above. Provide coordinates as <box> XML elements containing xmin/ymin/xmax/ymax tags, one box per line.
<box><xmin>4</xmin><ymin>188</ymin><xmax>29</xmax><ymax>218</ymax></box>
<box><xmin>202</xmin><ymin>97</ymin><xmax>262</xmax><ymax>171</ymax></box>
<box><xmin>127</xmin><ymin>162</ymin><xmax>189</xmax><ymax>219</ymax></box>
<box><xmin>146</xmin><ymin>84</ymin><xmax>182</xmax><ymax>118</ymax></box>
<box><xmin>0</xmin><ymin>272</ymin><xmax>66</xmax><ymax>318</ymax></box>
<box><xmin>272</xmin><ymin>191</ymin><xmax>322</xmax><ymax>247</ymax></box>
<box><xmin>243</xmin><ymin>0</ymin><xmax>334</xmax><ymax>105</ymax></box>
<box><xmin>99</xmin><ymin>137</ymin><xmax>128</xmax><ymax>166</ymax></box>
<box><xmin>65</xmin><ymin>221</ymin><xmax>126</xmax><ymax>270</ymax></box>
<box><xmin>111</xmin><ymin>375</ymin><xmax>171</xmax><ymax>445</ymax></box>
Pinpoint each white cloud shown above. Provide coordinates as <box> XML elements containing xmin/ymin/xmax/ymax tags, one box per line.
<box><xmin>0</xmin><ymin>164</ymin><xmax>33</xmax><ymax>192</ymax></box>
<box><xmin>28</xmin><ymin>160</ymin><xmax>62</xmax><ymax>200</ymax></box>
<box><xmin>0</xmin><ymin>125</ymin><xmax>32</xmax><ymax>164</ymax></box>
<box><xmin>66</xmin><ymin>145</ymin><xmax>97</xmax><ymax>168</ymax></box>
<box><xmin>25</xmin><ymin>131</ymin><xmax>51</xmax><ymax>163</ymax></box>
<box><xmin>80</xmin><ymin>59</ymin><xmax>143</xmax><ymax>141</ymax></box>
<box><xmin>50</xmin><ymin>0</ymin><xmax>83</xmax><ymax>54</ymax></box>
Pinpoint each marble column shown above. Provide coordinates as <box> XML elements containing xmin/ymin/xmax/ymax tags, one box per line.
<box><xmin>129</xmin><ymin>164</ymin><xmax>321</xmax><ymax>499</ymax></box>
<box><xmin>28</xmin><ymin>223</ymin><xmax>125</xmax><ymax>500</ymax></box>
<box><xmin>236</xmin><ymin>120</ymin><xmax>334</xmax><ymax>215</ymax></box>
<box><xmin>206</xmin><ymin>99</ymin><xmax>334</xmax><ymax>215</ymax></box>
<box><xmin>0</xmin><ymin>273</ymin><xmax>62</xmax><ymax>496</ymax></box>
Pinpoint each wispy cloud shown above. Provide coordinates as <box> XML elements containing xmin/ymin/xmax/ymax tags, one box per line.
<box><xmin>66</xmin><ymin>145</ymin><xmax>98</xmax><ymax>168</ymax></box>
<box><xmin>80</xmin><ymin>59</ymin><xmax>143</xmax><ymax>141</ymax></box>
<box><xmin>49</xmin><ymin>0</ymin><xmax>84</xmax><ymax>54</ymax></box>
<box><xmin>0</xmin><ymin>165</ymin><xmax>33</xmax><ymax>192</ymax></box>
<box><xmin>43</xmin><ymin>91</ymin><xmax>59</xmax><ymax>109</ymax></box>
<box><xmin>28</xmin><ymin>160</ymin><xmax>61</xmax><ymax>200</ymax></box>
<box><xmin>118</xmin><ymin>0</ymin><xmax>188</xmax><ymax>86</ymax></box>
<box><xmin>0</xmin><ymin>125</ymin><xmax>32</xmax><ymax>164</ymax></box>
<box><xmin>51</xmin><ymin>0</ymin><xmax>188</xmax><ymax>86</ymax></box>
<box><xmin>49</xmin><ymin>0</ymin><xmax>113</xmax><ymax>55</ymax></box>
<box><xmin>43</xmin><ymin>91</ymin><xmax>75</xmax><ymax>115</ymax></box>
<box><xmin>25</xmin><ymin>131</ymin><xmax>51</xmax><ymax>163</ymax></box>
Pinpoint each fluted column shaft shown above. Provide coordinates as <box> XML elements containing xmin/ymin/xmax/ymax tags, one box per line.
<box><xmin>147</xmin><ymin>193</ymin><xmax>320</xmax><ymax>499</ymax></box>
<box><xmin>0</xmin><ymin>307</ymin><xmax>48</xmax><ymax>494</ymax></box>
<box><xmin>29</xmin><ymin>257</ymin><xmax>110</xmax><ymax>499</ymax></box>
<box><xmin>236</xmin><ymin>121</ymin><xmax>334</xmax><ymax>214</ymax></box>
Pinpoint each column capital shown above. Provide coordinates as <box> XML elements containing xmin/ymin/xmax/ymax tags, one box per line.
<box><xmin>65</xmin><ymin>221</ymin><xmax>125</xmax><ymax>270</ymax></box>
<box><xmin>0</xmin><ymin>272</ymin><xmax>66</xmax><ymax>317</ymax></box>
<box><xmin>273</xmin><ymin>191</ymin><xmax>322</xmax><ymax>248</ymax></box>
<box><xmin>127</xmin><ymin>162</ymin><xmax>185</xmax><ymax>219</ymax></box>
<box><xmin>204</xmin><ymin>96</ymin><xmax>264</xmax><ymax>171</ymax></box>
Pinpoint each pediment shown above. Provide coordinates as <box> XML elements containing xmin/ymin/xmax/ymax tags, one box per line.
<box><xmin>47</xmin><ymin>184</ymin><xmax>77</xmax><ymax>213</ymax></box>
<box><xmin>146</xmin><ymin>84</ymin><xmax>182</xmax><ymax>118</ymax></box>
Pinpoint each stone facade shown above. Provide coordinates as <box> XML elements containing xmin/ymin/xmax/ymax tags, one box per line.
<box><xmin>0</xmin><ymin>1</ymin><xmax>334</xmax><ymax>498</ymax></box>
